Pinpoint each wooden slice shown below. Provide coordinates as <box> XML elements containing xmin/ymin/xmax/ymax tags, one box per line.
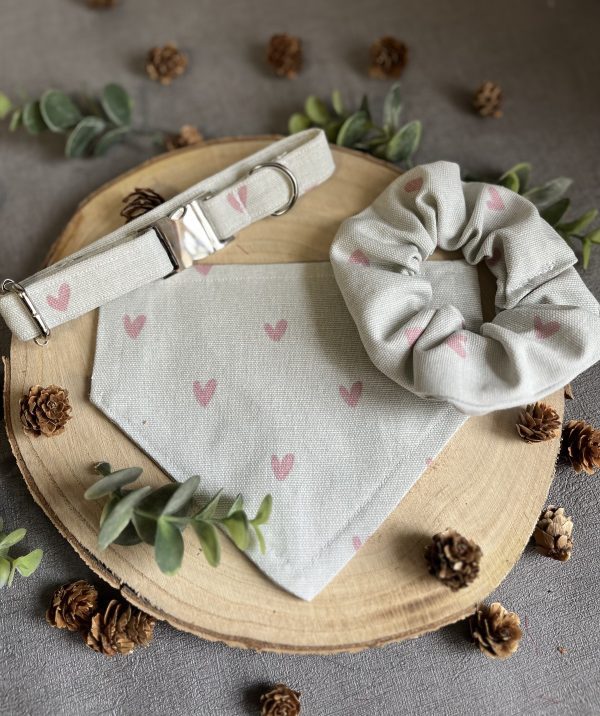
<box><xmin>3</xmin><ymin>137</ymin><xmax>561</xmax><ymax>653</ymax></box>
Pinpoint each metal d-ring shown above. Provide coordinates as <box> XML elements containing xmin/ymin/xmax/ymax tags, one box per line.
<box><xmin>249</xmin><ymin>162</ymin><xmax>299</xmax><ymax>216</ymax></box>
<box><xmin>1</xmin><ymin>278</ymin><xmax>51</xmax><ymax>346</ymax></box>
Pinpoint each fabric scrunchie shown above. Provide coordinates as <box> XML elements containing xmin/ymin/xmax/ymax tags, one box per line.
<box><xmin>330</xmin><ymin>161</ymin><xmax>600</xmax><ymax>415</ymax></box>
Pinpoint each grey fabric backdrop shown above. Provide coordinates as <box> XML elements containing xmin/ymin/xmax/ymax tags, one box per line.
<box><xmin>1</xmin><ymin>1</ymin><xmax>599</xmax><ymax>714</ymax></box>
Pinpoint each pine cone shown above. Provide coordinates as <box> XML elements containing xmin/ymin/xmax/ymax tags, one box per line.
<box><xmin>473</xmin><ymin>81</ymin><xmax>503</xmax><ymax>118</ymax></box>
<box><xmin>533</xmin><ymin>505</ymin><xmax>574</xmax><ymax>561</ymax></box>
<box><xmin>369</xmin><ymin>36</ymin><xmax>408</xmax><ymax>79</ymax></box>
<box><xmin>266</xmin><ymin>34</ymin><xmax>303</xmax><ymax>79</ymax></box>
<box><xmin>46</xmin><ymin>580</ymin><xmax>98</xmax><ymax>632</ymax></box>
<box><xmin>260</xmin><ymin>684</ymin><xmax>301</xmax><ymax>716</ymax></box>
<box><xmin>19</xmin><ymin>385</ymin><xmax>72</xmax><ymax>437</ymax></box>
<box><xmin>87</xmin><ymin>0</ymin><xmax>118</xmax><ymax>7</ymax></box>
<box><xmin>165</xmin><ymin>124</ymin><xmax>204</xmax><ymax>152</ymax></box>
<box><xmin>516</xmin><ymin>402</ymin><xmax>561</xmax><ymax>443</ymax></box>
<box><xmin>120</xmin><ymin>187</ymin><xmax>165</xmax><ymax>223</ymax></box>
<box><xmin>425</xmin><ymin>529</ymin><xmax>482</xmax><ymax>590</ymax></box>
<box><xmin>84</xmin><ymin>599</ymin><xmax>156</xmax><ymax>656</ymax></box>
<box><xmin>145</xmin><ymin>43</ymin><xmax>188</xmax><ymax>85</ymax></box>
<box><xmin>560</xmin><ymin>419</ymin><xmax>600</xmax><ymax>474</ymax></box>
<box><xmin>470</xmin><ymin>602</ymin><xmax>522</xmax><ymax>659</ymax></box>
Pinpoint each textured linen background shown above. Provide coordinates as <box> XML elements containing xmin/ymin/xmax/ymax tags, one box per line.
<box><xmin>91</xmin><ymin>261</ymin><xmax>481</xmax><ymax>599</ymax></box>
<box><xmin>1</xmin><ymin>0</ymin><xmax>599</xmax><ymax>714</ymax></box>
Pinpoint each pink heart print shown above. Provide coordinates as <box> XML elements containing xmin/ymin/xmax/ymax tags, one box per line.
<box><xmin>446</xmin><ymin>332</ymin><xmax>467</xmax><ymax>358</ymax></box>
<box><xmin>193</xmin><ymin>379</ymin><xmax>217</xmax><ymax>407</ymax></box>
<box><xmin>534</xmin><ymin>315</ymin><xmax>560</xmax><ymax>340</ymax></box>
<box><xmin>123</xmin><ymin>314</ymin><xmax>146</xmax><ymax>339</ymax></box>
<box><xmin>264</xmin><ymin>319</ymin><xmax>288</xmax><ymax>342</ymax></box>
<box><xmin>271</xmin><ymin>453</ymin><xmax>294</xmax><ymax>481</ymax></box>
<box><xmin>403</xmin><ymin>176</ymin><xmax>424</xmax><ymax>193</ymax></box>
<box><xmin>405</xmin><ymin>327</ymin><xmax>424</xmax><ymax>347</ymax></box>
<box><xmin>486</xmin><ymin>186</ymin><xmax>505</xmax><ymax>211</ymax></box>
<box><xmin>339</xmin><ymin>381</ymin><xmax>363</xmax><ymax>408</ymax></box>
<box><xmin>352</xmin><ymin>536</ymin><xmax>363</xmax><ymax>551</ymax></box>
<box><xmin>194</xmin><ymin>264</ymin><xmax>213</xmax><ymax>276</ymax></box>
<box><xmin>227</xmin><ymin>184</ymin><xmax>248</xmax><ymax>213</ymax></box>
<box><xmin>349</xmin><ymin>249</ymin><xmax>370</xmax><ymax>267</ymax></box>
<box><xmin>46</xmin><ymin>282</ymin><xmax>70</xmax><ymax>312</ymax></box>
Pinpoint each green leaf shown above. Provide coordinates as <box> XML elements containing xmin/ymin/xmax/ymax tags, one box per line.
<box><xmin>358</xmin><ymin>94</ymin><xmax>371</xmax><ymax>120</ymax></box>
<box><xmin>22</xmin><ymin>101</ymin><xmax>46</xmax><ymax>134</ymax></box>
<box><xmin>324</xmin><ymin>119</ymin><xmax>343</xmax><ymax>143</ymax></box>
<box><xmin>0</xmin><ymin>557</ymin><xmax>10</xmax><ymax>587</ymax></box>
<box><xmin>251</xmin><ymin>494</ymin><xmax>272</xmax><ymax>526</ymax></box>
<box><xmin>13</xmin><ymin>549</ymin><xmax>43</xmax><ymax>577</ymax></box>
<box><xmin>384</xmin><ymin>120</ymin><xmax>422</xmax><ymax>163</ymax></box>
<box><xmin>253</xmin><ymin>525</ymin><xmax>266</xmax><ymax>554</ymax></box>
<box><xmin>40</xmin><ymin>89</ymin><xmax>82</xmax><ymax>132</ymax></box>
<box><xmin>0</xmin><ymin>528</ymin><xmax>26</xmax><ymax>550</ymax></box>
<box><xmin>221</xmin><ymin>511</ymin><xmax>250</xmax><ymax>550</ymax></box>
<box><xmin>582</xmin><ymin>239</ymin><xmax>592</xmax><ymax>270</ymax></box>
<box><xmin>558</xmin><ymin>209</ymin><xmax>598</xmax><ymax>235</ymax></box>
<box><xmin>98</xmin><ymin>486</ymin><xmax>152</xmax><ymax>549</ymax></box>
<box><xmin>162</xmin><ymin>475</ymin><xmax>200</xmax><ymax>516</ymax></box>
<box><xmin>336</xmin><ymin>110</ymin><xmax>370</xmax><ymax>148</ymax></box>
<box><xmin>540</xmin><ymin>198</ymin><xmax>571</xmax><ymax>227</ymax></box>
<box><xmin>154</xmin><ymin>517</ymin><xmax>184</xmax><ymax>575</ymax></box>
<box><xmin>0</xmin><ymin>92</ymin><xmax>12</xmax><ymax>120</ymax></box>
<box><xmin>500</xmin><ymin>163</ymin><xmax>531</xmax><ymax>193</ymax></box>
<box><xmin>100</xmin><ymin>495</ymin><xmax>143</xmax><ymax>545</ymax></box>
<box><xmin>100</xmin><ymin>83</ymin><xmax>132</xmax><ymax>126</ymax></box>
<box><xmin>227</xmin><ymin>494</ymin><xmax>244</xmax><ymax>517</ymax></box>
<box><xmin>94</xmin><ymin>126</ymin><xmax>130</xmax><ymax>156</ymax></box>
<box><xmin>288</xmin><ymin>112</ymin><xmax>311</xmax><ymax>134</ymax></box>
<box><xmin>65</xmin><ymin>116</ymin><xmax>106</xmax><ymax>158</ymax></box>
<box><xmin>586</xmin><ymin>228</ymin><xmax>600</xmax><ymax>245</ymax></box>
<box><xmin>382</xmin><ymin>82</ymin><xmax>403</xmax><ymax>132</ymax></box>
<box><xmin>304</xmin><ymin>96</ymin><xmax>330</xmax><ymax>126</ymax></box>
<box><xmin>192</xmin><ymin>520</ymin><xmax>221</xmax><ymax>567</ymax></box>
<box><xmin>498</xmin><ymin>171</ymin><xmax>519</xmax><ymax>193</ymax></box>
<box><xmin>194</xmin><ymin>489</ymin><xmax>222</xmax><ymax>520</ymax></box>
<box><xmin>9</xmin><ymin>109</ymin><xmax>21</xmax><ymax>131</ymax></box>
<box><xmin>84</xmin><ymin>467</ymin><xmax>142</xmax><ymax>500</ymax></box>
<box><xmin>94</xmin><ymin>462</ymin><xmax>112</xmax><ymax>477</ymax></box>
<box><xmin>524</xmin><ymin>177</ymin><xmax>573</xmax><ymax>210</ymax></box>
<box><xmin>331</xmin><ymin>89</ymin><xmax>345</xmax><ymax>117</ymax></box>
<box><xmin>132</xmin><ymin>511</ymin><xmax>158</xmax><ymax>545</ymax></box>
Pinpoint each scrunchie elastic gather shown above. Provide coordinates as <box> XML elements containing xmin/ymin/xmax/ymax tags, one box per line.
<box><xmin>330</xmin><ymin>161</ymin><xmax>600</xmax><ymax>415</ymax></box>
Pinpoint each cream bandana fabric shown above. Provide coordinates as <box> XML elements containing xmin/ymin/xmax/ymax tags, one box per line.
<box><xmin>91</xmin><ymin>260</ymin><xmax>482</xmax><ymax>600</ymax></box>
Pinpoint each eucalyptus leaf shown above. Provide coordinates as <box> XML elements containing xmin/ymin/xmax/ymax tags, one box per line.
<box><xmin>22</xmin><ymin>101</ymin><xmax>46</xmax><ymax>134</ymax></box>
<box><xmin>498</xmin><ymin>171</ymin><xmax>519</xmax><ymax>193</ymax></box>
<box><xmin>524</xmin><ymin>177</ymin><xmax>573</xmax><ymax>210</ymax></box>
<box><xmin>162</xmin><ymin>475</ymin><xmax>200</xmax><ymax>516</ymax></box>
<box><xmin>384</xmin><ymin>120</ymin><xmax>421</xmax><ymax>163</ymax></box>
<box><xmin>100</xmin><ymin>83</ymin><xmax>132</xmax><ymax>126</ymax></box>
<box><xmin>94</xmin><ymin>126</ymin><xmax>130</xmax><ymax>156</ymax></box>
<box><xmin>9</xmin><ymin>109</ymin><xmax>21</xmax><ymax>132</ymax></box>
<box><xmin>65</xmin><ymin>116</ymin><xmax>106</xmax><ymax>158</ymax></box>
<box><xmin>132</xmin><ymin>512</ymin><xmax>158</xmax><ymax>545</ymax></box>
<box><xmin>324</xmin><ymin>119</ymin><xmax>343</xmax><ymax>143</ymax></box>
<box><xmin>0</xmin><ymin>528</ymin><xmax>26</xmax><ymax>551</ymax></box>
<box><xmin>84</xmin><ymin>467</ymin><xmax>142</xmax><ymax>500</ymax></box>
<box><xmin>540</xmin><ymin>198</ymin><xmax>571</xmax><ymax>227</ymax></box>
<box><xmin>227</xmin><ymin>494</ymin><xmax>244</xmax><ymax>517</ymax></box>
<box><xmin>192</xmin><ymin>520</ymin><xmax>221</xmax><ymax>567</ymax></box>
<box><xmin>500</xmin><ymin>162</ymin><xmax>531</xmax><ymax>193</ymax></box>
<box><xmin>98</xmin><ymin>486</ymin><xmax>152</xmax><ymax>549</ymax></box>
<box><xmin>40</xmin><ymin>89</ymin><xmax>82</xmax><ymax>132</ymax></box>
<box><xmin>557</xmin><ymin>209</ymin><xmax>598</xmax><ymax>235</ymax></box>
<box><xmin>336</xmin><ymin>110</ymin><xmax>370</xmax><ymax>148</ymax></box>
<box><xmin>304</xmin><ymin>96</ymin><xmax>330</xmax><ymax>126</ymax></box>
<box><xmin>154</xmin><ymin>517</ymin><xmax>184</xmax><ymax>575</ymax></box>
<box><xmin>137</xmin><ymin>483</ymin><xmax>180</xmax><ymax>515</ymax></box>
<box><xmin>253</xmin><ymin>525</ymin><xmax>266</xmax><ymax>555</ymax></box>
<box><xmin>252</xmin><ymin>494</ymin><xmax>273</xmax><ymax>526</ymax></box>
<box><xmin>288</xmin><ymin>112</ymin><xmax>311</xmax><ymax>135</ymax></box>
<box><xmin>100</xmin><ymin>495</ymin><xmax>143</xmax><ymax>545</ymax></box>
<box><xmin>331</xmin><ymin>89</ymin><xmax>345</xmax><ymax>117</ymax></box>
<box><xmin>13</xmin><ymin>549</ymin><xmax>43</xmax><ymax>577</ymax></box>
<box><xmin>582</xmin><ymin>239</ymin><xmax>592</xmax><ymax>270</ymax></box>
<box><xmin>587</xmin><ymin>228</ymin><xmax>600</xmax><ymax>245</ymax></box>
<box><xmin>94</xmin><ymin>462</ymin><xmax>112</xmax><ymax>477</ymax></box>
<box><xmin>221</xmin><ymin>511</ymin><xmax>250</xmax><ymax>550</ymax></box>
<box><xmin>0</xmin><ymin>92</ymin><xmax>12</xmax><ymax>119</ymax></box>
<box><xmin>194</xmin><ymin>489</ymin><xmax>222</xmax><ymax>520</ymax></box>
<box><xmin>382</xmin><ymin>82</ymin><xmax>403</xmax><ymax>132</ymax></box>
<box><xmin>0</xmin><ymin>557</ymin><xmax>10</xmax><ymax>587</ymax></box>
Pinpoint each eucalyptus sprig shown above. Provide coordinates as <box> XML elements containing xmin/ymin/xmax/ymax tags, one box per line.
<box><xmin>288</xmin><ymin>83</ymin><xmax>422</xmax><ymax>166</ymax></box>
<box><xmin>0</xmin><ymin>85</ymin><xmax>164</xmax><ymax>158</ymax></box>
<box><xmin>0</xmin><ymin>517</ymin><xmax>43</xmax><ymax>588</ymax></box>
<box><xmin>84</xmin><ymin>462</ymin><xmax>272</xmax><ymax>575</ymax></box>
<box><xmin>466</xmin><ymin>162</ymin><xmax>600</xmax><ymax>269</ymax></box>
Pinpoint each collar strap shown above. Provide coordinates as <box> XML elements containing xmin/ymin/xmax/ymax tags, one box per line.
<box><xmin>1</xmin><ymin>129</ymin><xmax>335</xmax><ymax>344</ymax></box>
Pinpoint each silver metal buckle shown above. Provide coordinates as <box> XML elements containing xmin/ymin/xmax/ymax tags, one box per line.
<box><xmin>152</xmin><ymin>196</ymin><xmax>234</xmax><ymax>277</ymax></box>
<box><xmin>249</xmin><ymin>162</ymin><xmax>299</xmax><ymax>216</ymax></box>
<box><xmin>1</xmin><ymin>279</ymin><xmax>51</xmax><ymax>346</ymax></box>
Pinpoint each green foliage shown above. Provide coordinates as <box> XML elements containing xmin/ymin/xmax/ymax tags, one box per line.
<box><xmin>85</xmin><ymin>463</ymin><xmax>272</xmax><ymax>575</ymax></box>
<box><xmin>467</xmin><ymin>163</ymin><xmax>600</xmax><ymax>270</ymax></box>
<box><xmin>0</xmin><ymin>517</ymin><xmax>43</xmax><ymax>589</ymax></box>
<box><xmin>0</xmin><ymin>84</ymin><xmax>155</xmax><ymax>158</ymax></box>
<box><xmin>288</xmin><ymin>82</ymin><xmax>422</xmax><ymax>167</ymax></box>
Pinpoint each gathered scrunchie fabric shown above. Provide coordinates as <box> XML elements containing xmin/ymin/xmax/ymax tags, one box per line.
<box><xmin>330</xmin><ymin>161</ymin><xmax>600</xmax><ymax>415</ymax></box>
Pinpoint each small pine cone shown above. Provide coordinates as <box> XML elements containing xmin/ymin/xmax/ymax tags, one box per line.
<box><xmin>87</xmin><ymin>0</ymin><xmax>118</xmax><ymax>7</ymax></box>
<box><xmin>516</xmin><ymin>402</ymin><xmax>561</xmax><ymax>443</ymax></box>
<box><xmin>19</xmin><ymin>385</ymin><xmax>72</xmax><ymax>437</ymax></box>
<box><xmin>84</xmin><ymin>599</ymin><xmax>155</xmax><ymax>656</ymax></box>
<box><xmin>369</xmin><ymin>36</ymin><xmax>408</xmax><ymax>79</ymax></box>
<box><xmin>165</xmin><ymin>124</ymin><xmax>204</xmax><ymax>152</ymax></box>
<box><xmin>46</xmin><ymin>580</ymin><xmax>98</xmax><ymax>632</ymax></box>
<box><xmin>470</xmin><ymin>602</ymin><xmax>522</xmax><ymax>660</ymax></box>
<box><xmin>473</xmin><ymin>81</ymin><xmax>503</xmax><ymax>118</ymax></box>
<box><xmin>145</xmin><ymin>43</ymin><xmax>188</xmax><ymax>85</ymax></box>
<box><xmin>425</xmin><ymin>529</ymin><xmax>482</xmax><ymax>590</ymax></box>
<box><xmin>533</xmin><ymin>505</ymin><xmax>574</xmax><ymax>561</ymax></box>
<box><xmin>260</xmin><ymin>684</ymin><xmax>301</xmax><ymax>716</ymax></box>
<box><xmin>266</xmin><ymin>34</ymin><xmax>303</xmax><ymax>79</ymax></box>
<box><xmin>560</xmin><ymin>419</ymin><xmax>600</xmax><ymax>474</ymax></box>
<box><xmin>120</xmin><ymin>187</ymin><xmax>165</xmax><ymax>223</ymax></box>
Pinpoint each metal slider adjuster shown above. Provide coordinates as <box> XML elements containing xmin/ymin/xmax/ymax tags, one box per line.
<box><xmin>1</xmin><ymin>279</ymin><xmax>51</xmax><ymax>346</ymax></box>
